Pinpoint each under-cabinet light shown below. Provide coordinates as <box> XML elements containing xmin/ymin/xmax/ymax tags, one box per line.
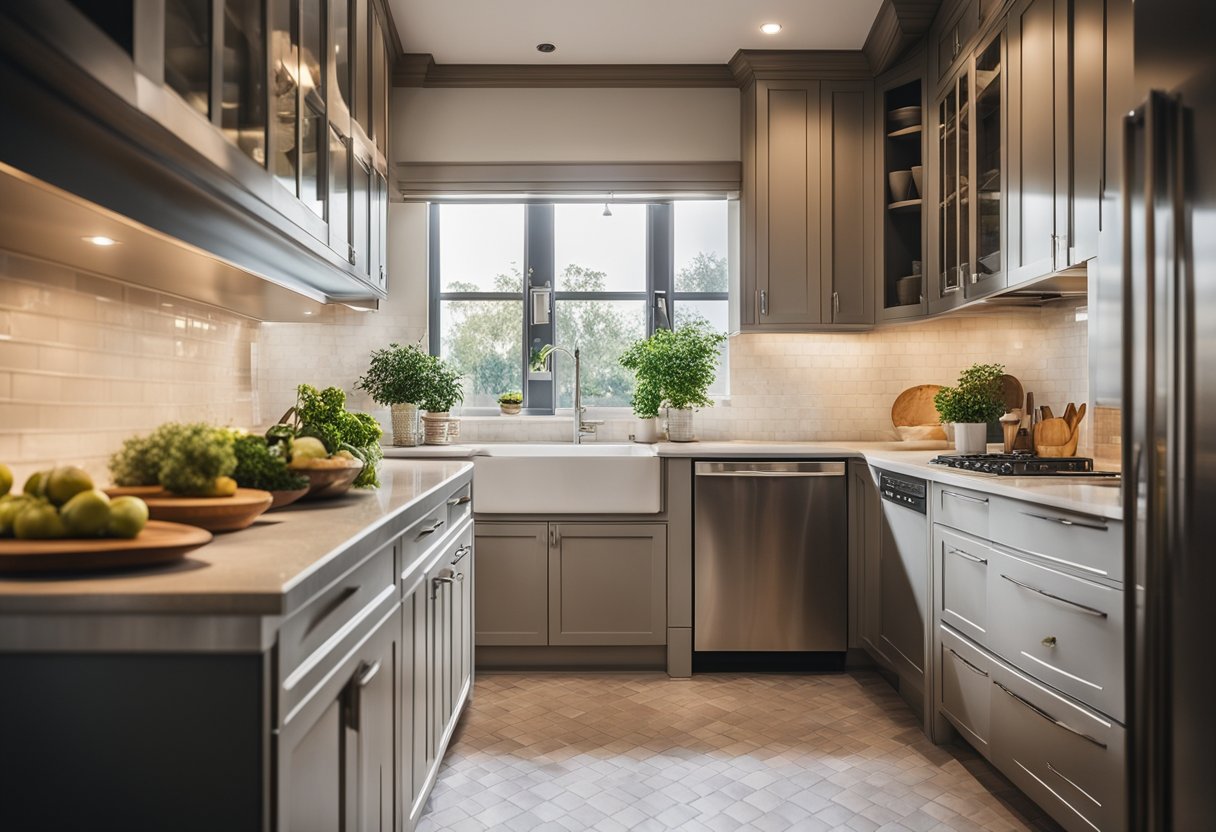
<box><xmin>82</xmin><ymin>235</ymin><xmax>118</xmax><ymax>247</ymax></box>
<box><xmin>760</xmin><ymin>23</ymin><xmax>782</xmax><ymax>35</ymax></box>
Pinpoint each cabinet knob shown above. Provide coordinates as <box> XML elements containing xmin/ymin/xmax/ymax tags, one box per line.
<box><xmin>1041</xmin><ymin>635</ymin><xmax>1057</xmax><ymax>648</ymax></box>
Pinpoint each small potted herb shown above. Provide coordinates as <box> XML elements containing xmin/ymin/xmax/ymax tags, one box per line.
<box><xmin>420</xmin><ymin>357</ymin><xmax>464</xmax><ymax>444</ymax></box>
<box><xmin>934</xmin><ymin>363</ymin><xmax>1007</xmax><ymax>454</ymax></box>
<box><xmin>619</xmin><ymin>321</ymin><xmax>726</xmax><ymax>442</ymax></box>
<box><xmin>356</xmin><ymin>342</ymin><xmax>433</xmax><ymax>446</ymax></box>
<box><xmin>497</xmin><ymin>391</ymin><xmax>523</xmax><ymax>416</ymax></box>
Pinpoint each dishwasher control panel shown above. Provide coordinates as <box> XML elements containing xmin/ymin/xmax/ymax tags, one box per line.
<box><xmin>879</xmin><ymin>471</ymin><xmax>927</xmax><ymax>514</ymax></box>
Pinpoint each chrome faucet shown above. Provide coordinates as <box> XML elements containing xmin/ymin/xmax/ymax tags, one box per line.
<box><xmin>539</xmin><ymin>344</ymin><xmax>603</xmax><ymax>443</ymax></box>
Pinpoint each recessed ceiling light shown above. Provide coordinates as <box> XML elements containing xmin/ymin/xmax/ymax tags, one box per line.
<box><xmin>83</xmin><ymin>235</ymin><xmax>118</xmax><ymax>246</ymax></box>
<box><xmin>760</xmin><ymin>22</ymin><xmax>782</xmax><ymax>35</ymax></box>
<box><xmin>536</xmin><ymin>42</ymin><xmax>556</xmax><ymax>53</ymax></box>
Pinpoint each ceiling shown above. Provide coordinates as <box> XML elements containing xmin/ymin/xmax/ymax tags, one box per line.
<box><xmin>388</xmin><ymin>0</ymin><xmax>886</xmax><ymax>64</ymax></box>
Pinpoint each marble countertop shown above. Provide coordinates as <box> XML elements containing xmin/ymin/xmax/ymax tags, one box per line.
<box><xmin>0</xmin><ymin>459</ymin><xmax>474</xmax><ymax>615</ymax></box>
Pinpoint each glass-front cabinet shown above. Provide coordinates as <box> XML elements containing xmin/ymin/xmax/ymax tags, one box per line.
<box><xmin>878</xmin><ymin>68</ymin><xmax>927</xmax><ymax>322</ymax></box>
<box><xmin>932</xmin><ymin>24</ymin><xmax>1006</xmax><ymax>312</ymax></box>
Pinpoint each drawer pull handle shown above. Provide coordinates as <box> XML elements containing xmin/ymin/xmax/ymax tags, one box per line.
<box><xmin>948</xmin><ymin>647</ymin><xmax>989</xmax><ymax>677</ymax></box>
<box><xmin>417</xmin><ymin>519</ymin><xmax>446</xmax><ymax>539</ymax></box>
<box><xmin>1000</xmin><ymin>574</ymin><xmax>1109</xmax><ymax>618</ymax></box>
<box><xmin>451</xmin><ymin>545</ymin><xmax>472</xmax><ymax>565</ymax></box>
<box><xmin>948</xmin><ymin>547</ymin><xmax>988</xmax><ymax>565</ymax></box>
<box><xmin>355</xmin><ymin>659</ymin><xmax>381</xmax><ymax>688</ymax></box>
<box><xmin>1021</xmin><ymin>511</ymin><xmax>1108</xmax><ymax>531</ymax></box>
<box><xmin>942</xmin><ymin>489</ymin><xmax>989</xmax><ymax>505</ymax></box>
<box><xmin>447</xmin><ymin>495</ymin><xmax>471</xmax><ymax>507</ymax></box>
<box><xmin>995</xmin><ymin>680</ymin><xmax>1108</xmax><ymax>749</ymax></box>
<box><xmin>1046</xmin><ymin>762</ymin><xmax>1103</xmax><ymax>807</ymax></box>
<box><xmin>303</xmin><ymin>586</ymin><xmax>359</xmax><ymax>636</ymax></box>
<box><xmin>1042</xmin><ymin>635</ymin><xmax>1057</xmax><ymax>647</ymax></box>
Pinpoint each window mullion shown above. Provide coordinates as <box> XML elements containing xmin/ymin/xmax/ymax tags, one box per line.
<box><xmin>524</xmin><ymin>203</ymin><xmax>555</xmax><ymax>414</ymax></box>
<box><xmin>648</xmin><ymin>203</ymin><xmax>674</xmax><ymax>333</ymax></box>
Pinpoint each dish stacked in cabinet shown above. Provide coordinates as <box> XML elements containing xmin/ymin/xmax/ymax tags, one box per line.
<box><xmin>931</xmin><ymin>483</ymin><xmax>1125</xmax><ymax>832</ymax></box>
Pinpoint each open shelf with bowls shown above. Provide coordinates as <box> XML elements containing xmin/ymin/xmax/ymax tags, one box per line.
<box><xmin>880</xmin><ymin>78</ymin><xmax>926</xmax><ymax>318</ymax></box>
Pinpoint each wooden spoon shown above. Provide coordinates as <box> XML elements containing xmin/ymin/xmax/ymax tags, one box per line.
<box><xmin>1035</xmin><ymin>417</ymin><xmax>1072</xmax><ymax>448</ymax></box>
<box><xmin>1040</xmin><ymin>405</ymin><xmax>1055</xmax><ymax>420</ymax></box>
<box><xmin>1063</xmin><ymin>402</ymin><xmax>1077</xmax><ymax>425</ymax></box>
<box><xmin>1069</xmin><ymin>402</ymin><xmax>1087</xmax><ymax>435</ymax></box>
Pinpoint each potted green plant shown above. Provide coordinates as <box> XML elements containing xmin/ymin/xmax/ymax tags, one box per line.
<box><xmin>619</xmin><ymin>321</ymin><xmax>726</xmax><ymax>443</ymax></box>
<box><xmin>497</xmin><ymin>391</ymin><xmax>523</xmax><ymax>416</ymax></box>
<box><xmin>934</xmin><ymin>363</ymin><xmax>1007</xmax><ymax>454</ymax></box>
<box><xmin>356</xmin><ymin>342</ymin><xmax>433</xmax><ymax>446</ymax></box>
<box><xmin>420</xmin><ymin>357</ymin><xmax>464</xmax><ymax>444</ymax></box>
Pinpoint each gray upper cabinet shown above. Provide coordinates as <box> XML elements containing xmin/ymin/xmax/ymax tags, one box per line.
<box><xmin>548</xmin><ymin>524</ymin><xmax>667</xmax><ymax>646</ymax></box>
<box><xmin>741</xmin><ymin>73</ymin><xmax>874</xmax><ymax>330</ymax></box>
<box><xmin>937</xmin><ymin>0</ymin><xmax>980</xmax><ymax>82</ymax></box>
<box><xmin>1007</xmin><ymin>0</ymin><xmax>1068</xmax><ymax>284</ymax></box>
<box><xmin>1069</xmin><ymin>0</ymin><xmax>1107</xmax><ymax>266</ymax></box>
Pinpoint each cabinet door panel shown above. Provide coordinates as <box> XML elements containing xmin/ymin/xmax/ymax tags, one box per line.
<box><xmin>1070</xmin><ymin>0</ymin><xmax>1105</xmax><ymax>264</ymax></box>
<box><xmin>548</xmin><ymin>524</ymin><xmax>667</xmax><ymax>646</ymax></box>
<box><xmin>284</xmin><ymin>698</ymin><xmax>344</xmax><ymax>832</ymax></box>
<box><xmin>822</xmin><ymin>83</ymin><xmax>873</xmax><ymax>324</ymax></box>
<box><xmin>1008</xmin><ymin>0</ymin><xmax>1061</xmax><ymax>283</ymax></box>
<box><xmin>355</xmin><ymin>609</ymin><xmax>397</xmax><ymax>832</ymax></box>
<box><xmin>474</xmin><ymin>523</ymin><xmax>548</xmax><ymax>645</ymax></box>
<box><xmin>756</xmin><ymin>81</ymin><xmax>822</xmax><ymax>325</ymax></box>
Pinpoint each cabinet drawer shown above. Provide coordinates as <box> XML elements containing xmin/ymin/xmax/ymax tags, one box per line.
<box><xmin>939</xmin><ymin>624</ymin><xmax>992</xmax><ymax>756</ymax></box>
<box><xmin>397</xmin><ymin>497</ymin><xmax>450</xmax><ymax>579</ymax></box>
<box><xmin>991</xmin><ymin>662</ymin><xmax>1126</xmax><ymax>832</ymax></box>
<box><xmin>444</xmin><ymin>482</ymin><xmax>472</xmax><ymax>529</ymax></box>
<box><xmin>933</xmin><ymin>483</ymin><xmax>991</xmax><ymax>538</ymax></box>
<box><xmin>989</xmin><ymin>547</ymin><xmax>1124</xmax><ymax>720</ymax></box>
<box><xmin>278</xmin><ymin>545</ymin><xmax>397</xmax><ymax>724</ymax></box>
<box><xmin>991</xmin><ymin>497</ymin><xmax>1122</xmax><ymax>582</ymax></box>
<box><xmin>935</xmin><ymin>525</ymin><xmax>993</xmax><ymax>644</ymax></box>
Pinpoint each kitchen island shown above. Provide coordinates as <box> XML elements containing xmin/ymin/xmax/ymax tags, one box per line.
<box><xmin>0</xmin><ymin>459</ymin><xmax>474</xmax><ymax>832</ymax></box>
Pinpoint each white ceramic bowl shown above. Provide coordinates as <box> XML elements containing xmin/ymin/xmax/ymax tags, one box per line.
<box><xmin>888</xmin><ymin>106</ymin><xmax>921</xmax><ymax>129</ymax></box>
<box><xmin>888</xmin><ymin>170</ymin><xmax>914</xmax><ymax>203</ymax></box>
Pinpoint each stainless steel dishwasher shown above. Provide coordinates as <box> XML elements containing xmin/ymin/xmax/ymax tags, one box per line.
<box><xmin>694</xmin><ymin>461</ymin><xmax>847</xmax><ymax>663</ymax></box>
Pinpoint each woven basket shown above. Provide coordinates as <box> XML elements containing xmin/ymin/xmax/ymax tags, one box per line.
<box><xmin>422</xmin><ymin>412</ymin><xmax>451</xmax><ymax>445</ymax></box>
<box><xmin>666</xmin><ymin>408</ymin><xmax>696</xmax><ymax>442</ymax></box>
<box><xmin>390</xmin><ymin>403</ymin><xmax>420</xmax><ymax>446</ymax></box>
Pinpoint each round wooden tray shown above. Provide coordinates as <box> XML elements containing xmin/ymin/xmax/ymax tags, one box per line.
<box><xmin>103</xmin><ymin>485</ymin><xmax>167</xmax><ymax>499</ymax></box>
<box><xmin>0</xmin><ymin>521</ymin><xmax>212</xmax><ymax>574</ymax></box>
<box><xmin>268</xmin><ymin>486</ymin><xmax>310</xmax><ymax>511</ymax></box>
<box><xmin>142</xmin><ymin>488</ymin><xmax>273</xmax><ymax>532</ymax></box>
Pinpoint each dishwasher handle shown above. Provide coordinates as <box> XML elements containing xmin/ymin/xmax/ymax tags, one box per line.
<box><xmin>695</xmin><ymin>461</ymin><xmax>846</xmax><ymax>477</ymax></box>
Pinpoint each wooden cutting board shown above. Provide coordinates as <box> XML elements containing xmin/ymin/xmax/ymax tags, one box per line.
<box><xmin>0</xmin><ymin>521</ymin><xmax>212</xmax><ymax>573</ymax></box>
<box><xmin>142</xmin><ymin>488</ymin><xmax>273</xmax><ymax>532</ymax></box>
<box><xmin>892</xmin><ymin>384</ymin><xmax>943</xmax><ymax>427</ymax></box>
<box><xmin>999</xmin><ymin>374</ymin><xmax>1024</xmax><ymax>413</ymax></box>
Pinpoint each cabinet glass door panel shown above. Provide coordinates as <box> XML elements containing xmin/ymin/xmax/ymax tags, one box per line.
<box><xmin>329</xmin><ymin>125</ymin><xmax>350</xmax><ymax>253</ymax></box>
<box><xmin>353</xmin><ymin>0</ymin><xmax>369</xmax><ymax>135</ymax></box>
<box><xmin>371</xmin><ymin>19</ymin><xmax>387</xmax><ymax>153</ymax></box>
<box><xmin>222</xmin><ymin>0</ymin><xmax>267</xmax><ymax>165</ymax></box>
<box><xmin>300</xmin><ymin>0</ymin><xmax>323</xmax><ymax>96</ymax></box>
<box><xmin>958</xmin><ymin>72</ymin><xmax>971</xmax><ymax>287</ymax></box>
<box><xmin>164</xmin><ymin>0</ymin><xmax>211</xmax><ymax>116</ymax></box>
<box><xmin>972</xmin><ymin>33</ymin><xmax>1004</xmax><ymax>290</ymax></box>
<box><xmin>271</xmin><ymin>0</ymin><xmax>299</xmax><ymax>193</ymax></box>
<box><xmin>330</xmin><ymin>0</ymin><xmax>351</xmax><ymax>134</ymax></box>
<box><xmin>940</xmin><ymin>88</ymin><xmax>960</xmax><ymax>296</ymax></box>
<box><xmin>301</xmin><ymin>105</ymin><xmax>325</xmax><ymax>217</ymax></box>
<box><xmin>352</xmin><ymin>150</ymin><xmax>371</xmax><ymax>279</ymax></box>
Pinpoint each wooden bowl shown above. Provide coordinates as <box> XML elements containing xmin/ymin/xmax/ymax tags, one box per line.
<box><xmin>268</xmin><ymin>486</ymin><xmax>311</xmax><ymax>511</ymax></box>
<box><xmin>0</xmin><ymin>521</ymin><xmax>212</xmax><ymax>574</ymax></box>
<box><xmin>143</xmin><ymin>488</ymin><xmax>274</xmax><ymax>532</ymax></box>
<box><xmin>295</xmin><ymin>463</ymin><xmax>364</xmax><ymax>501</ymax></box>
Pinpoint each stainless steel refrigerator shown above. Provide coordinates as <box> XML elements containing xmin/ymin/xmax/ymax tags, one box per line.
<box><xmin>1123</xmin><ymin>0</ymin><xmax>1216</xmax><ymax>827</ymax></box>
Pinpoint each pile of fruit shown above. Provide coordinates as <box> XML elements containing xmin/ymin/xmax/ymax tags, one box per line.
<box><xmin>0</xmin><ymin>463</ymin><xmax>149</xmax><ymax>541</ymax></box>
<box><xmin>270</xmin><ymin>385</ymin><xmax>383</xmax><ymax>487</ymax></box>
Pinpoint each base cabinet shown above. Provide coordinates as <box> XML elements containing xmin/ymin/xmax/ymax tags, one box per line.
<box><xmin>474</xmin><ymin>522</ymin><xmax>667</xmax><ymax>648</ymax></box>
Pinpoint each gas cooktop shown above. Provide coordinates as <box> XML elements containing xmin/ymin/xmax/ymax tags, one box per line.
<box><xmin>929</xmin><ymin>453</ymin><xmax>1121</xmax><ymax>477</ymax></box>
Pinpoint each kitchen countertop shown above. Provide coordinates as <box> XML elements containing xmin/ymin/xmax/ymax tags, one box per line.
<box><xmin>384</xmin><ymin>439</ymin><xmax>1122</xmax><ymax>520</ymax></box>
<box><xmin>0</xmin><ymin>459</ymin><xmax>473</xmax><ymax>617</ymax></box>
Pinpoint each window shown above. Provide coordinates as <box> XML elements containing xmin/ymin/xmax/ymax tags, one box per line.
<box><xmin>430</xmin><ymin>201</ymin><xmax>730</xmax><ymax>414</ymax></box>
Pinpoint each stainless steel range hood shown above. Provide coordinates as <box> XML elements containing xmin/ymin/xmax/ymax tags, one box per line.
<box><xmin>979</xmin><ymin>266</ymin><xmax>1089</xmax><ymax>305</ymax></box>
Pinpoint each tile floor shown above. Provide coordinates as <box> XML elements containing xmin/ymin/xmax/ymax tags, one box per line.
<box><xmin>417</xmin><ymin>672</ymin><xmax>1061</xmax><ymax>832</ymax></box>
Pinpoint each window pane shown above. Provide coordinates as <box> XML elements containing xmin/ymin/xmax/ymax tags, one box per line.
<box><xmin>554</xmin><ymin>300</ymin><xmax>646</xmax><ymax>408</ymax></box>
<box><xmin>439</xmin><ymin>205</ymin><xmax>525</xmax><ymax>292</ymax></box>
<box><xmin>674</xmin><ymin>201</ymin><xmax>730</xmax><ymax>292</ymax></box>
<box><xmin>555</xmin><ymin>204</ymin><xmax>645</xmax><ymax>292</ymax></box>
<box><xmin>440</xmin><ymin>300</ymin><xmax>523</xmax><ymax>407</ymax></box>
<box><xmin>674</xmin><ymin>300</ymin><xmax>730</xmax><ymax>398</ymax></box>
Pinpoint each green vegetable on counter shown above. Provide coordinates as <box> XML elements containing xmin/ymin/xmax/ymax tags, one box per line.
<box><xmin>232</xmin><ymin>434</ymin><xmax>308</xmax><ymax>492</ymax></box>
<box><xmin>156</xmin><ymin>423</ymin><xmax>237</xmax><ymax>496</ymax></box>
<box><xmin>281</xmin><ymin>385</ymin><xmax>383</xmax><ymax>489</ymax></box>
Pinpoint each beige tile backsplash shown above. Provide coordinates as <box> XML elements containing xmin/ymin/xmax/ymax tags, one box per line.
<box><xmin>0</xmin><ymin>243</ymin><xmax>1108</xmax><ymax>490</ymax></box>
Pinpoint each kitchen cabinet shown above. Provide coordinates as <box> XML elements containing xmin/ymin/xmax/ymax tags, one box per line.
<box><xmin>740</xmin><ymin>74</ymin><xmax>875</xmax><ymax>330</ymax></box>
<box><xmin>474</xmin><ymin>522</ymin><xmax>667</xmax><ymax>648</ymax></box>
<box><xmin>549</xmin><ymin>523</ymin><xmax>667</xmax><ymax>646</ymax></box>
<box><xmin>877</xmin><ymin>60</ymin><xmax>928</xmax><ymax>323</ymax></box>
<box><xmin>930</xmin><ymin>482</ymin><xmax>1126</xmax><ymax>832</ymax></box>
<box><xmin>936</xmin><ymin>0</ymin><xmax>980</xmax><ymax>83</ymax></box>
<box><xmin>0</xmin><ymin>0</ymin><xmax>393</xmax><ymax>315</ymax></box>
<box><xmin>853</xmin><ymin>464</ymin><xmax>885</xmax><ymax>656</ymax></box>
<box><xmin>474</xmin><ymin>523</ymin><xmax>549</xmax><ymax>646</ymax></box>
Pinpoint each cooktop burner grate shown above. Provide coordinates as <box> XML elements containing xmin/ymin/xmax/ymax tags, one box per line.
<box><xmin>929</xmin><ymin>453</ymin><xmax>1120</xmax><ymax>476</ymax></box>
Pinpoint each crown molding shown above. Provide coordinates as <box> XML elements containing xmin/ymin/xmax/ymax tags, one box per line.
<box><xmin>397</xmin><ymin>161</ymin><xmax>742</xmax><ymax>198</ymax></box>
<box><xmin>393</xmin><ymin>56</ymin><xmax>736</xmax><ymax>88</ymax></box>
<box><xmin>727</xmin><ymin>50</ymin><xmax>874</xmax><ymax>86</ymax></box>
<box><xmin>863</xmin><ymin>0</ymin><xmax>942</xmax><ymax>74</ymax></box>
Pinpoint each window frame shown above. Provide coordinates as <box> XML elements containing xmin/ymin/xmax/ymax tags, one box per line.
<box><xmin>429</xmin><ymin>200</ymin><xmax>729</xmax><ymax>416</ymax></box>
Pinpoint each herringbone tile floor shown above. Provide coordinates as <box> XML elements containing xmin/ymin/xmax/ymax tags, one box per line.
<box><xmin>417</xmin><ymin>672</ymin><xmax>1061</xmax><ymax>832</ymax></box>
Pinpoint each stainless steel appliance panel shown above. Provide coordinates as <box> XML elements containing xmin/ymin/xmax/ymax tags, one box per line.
<box><xmin>694</xmin><ymin>461</ymin><xmax>847</xmax><ymax>652</ymax></box>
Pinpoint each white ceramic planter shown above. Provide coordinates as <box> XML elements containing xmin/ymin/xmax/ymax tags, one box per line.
<box><xmin>633</xmin><ymin>416</ymin><xmax>661</xmax><ymax>443</ymax></box>
<box><xmin>953</xmin><ymin>422</ymin><xmax>988</xmax><ymax>454</ymax></box>
<box><xmin>390</xmin><ymin>403</ymin><xmax>420</xmax><ymax>446</ymax></box>
<box><xmin>666</xmin><ymin>408</ymin><xmax>696</xmax><ymax>442</ymax></box>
